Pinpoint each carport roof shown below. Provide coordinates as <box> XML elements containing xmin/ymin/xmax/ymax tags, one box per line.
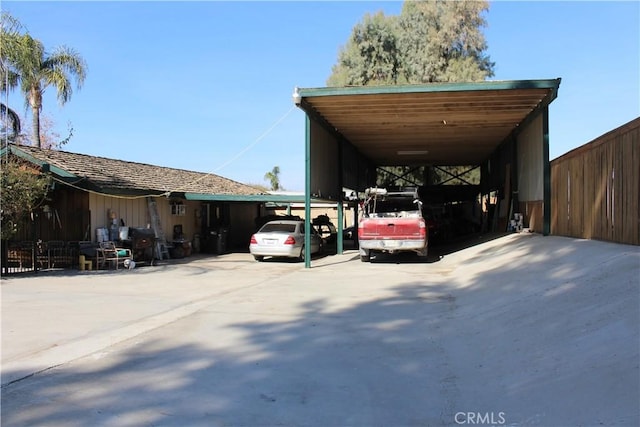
<box><xmin>295</xmin><ymin>78</ymin><xmax>561</xmax><ymax>166</ymax></box>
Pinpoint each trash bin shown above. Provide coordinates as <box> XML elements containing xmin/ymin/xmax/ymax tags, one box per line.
<box><xmin>216</xmin><ymin>227</ymin><xmax>228</xmax><ymax>254</ymax></box>
<box><xmin>205</xmin><ymin>230</ymin><xmax>218</xmax><ymax>254</ymax></box>
<box><xmin>193</xmin><ymin>234</ymin><xmax>201</xmax><ymax>253</ymax></box>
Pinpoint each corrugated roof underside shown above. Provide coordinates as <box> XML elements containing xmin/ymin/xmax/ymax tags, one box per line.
<box><xmin>301</xmin><ymin>82</ymin><xmax>558</xmax><ymax>166</ymax></box>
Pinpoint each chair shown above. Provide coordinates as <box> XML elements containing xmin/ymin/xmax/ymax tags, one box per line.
<box><xmin>96</xmin><ymin>241</ymin><xmax>133</xmax><ymax>270</ymax></box>
<box><xmin>78</xmin><ymin>241</ymin><xmax>98</xmax><ymax>270</ymax></box>
<box><xmin>47</xmin><ymin>240</ymin><xmax>71</xmax><ymax>268</ymax></box>
<box><xmin>36</xmin><ymin>240</ymin><xmax>50</xmax><ymax>269</ymax></box>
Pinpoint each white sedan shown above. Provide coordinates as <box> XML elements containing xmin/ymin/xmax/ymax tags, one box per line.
<box><xmin>249</xmin><ymin>220</ymin><xmax>322</xmax><ymax>262</ymax></box>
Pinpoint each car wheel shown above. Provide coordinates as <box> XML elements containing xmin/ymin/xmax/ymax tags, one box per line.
<box><xmin>360</xmin><ymin>255</ymin><xmax>370</xmax><ymax>262</ymax></box>
<box><xmin>253</xmin><ymin>255</ymin><xmax>264</xmax><ymax>262</ymax></box>
<box><xmin>298</xmin><ymin>245</ymin><xmax>306</xmax><ymax>262</ymax></box>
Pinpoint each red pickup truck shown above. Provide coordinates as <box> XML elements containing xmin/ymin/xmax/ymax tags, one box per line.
<box><xmin>357</xmin><ymin>187</ymin><xmax>429</xmax><ymax>262</ymax></box>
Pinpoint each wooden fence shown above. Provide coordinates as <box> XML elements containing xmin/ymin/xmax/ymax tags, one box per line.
<box><xmin>551</xmin><ymin>117</ymin><xmax>639</xmax><ymax>245</ymax></box>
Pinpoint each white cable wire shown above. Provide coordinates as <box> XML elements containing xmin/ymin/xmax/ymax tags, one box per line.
<box><xmin>213</xmin><ymin>105</ymin><xmax>296</xmax><ymax>172</ymax></box>
<box><xmin>177</xmin><ymin>105</ymin><xmax>297</xmax><ymax>191</ymax></box>
<box><xmin>16</xmin><ymin>106</ymin><xmax>298</xmax><ymax>199</ymax></box>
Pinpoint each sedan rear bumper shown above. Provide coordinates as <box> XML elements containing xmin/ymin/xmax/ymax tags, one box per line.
<box><xmin>250</xmin><ymin>244</ymin><xmax>302</xmax><ymax>258</ymax></box>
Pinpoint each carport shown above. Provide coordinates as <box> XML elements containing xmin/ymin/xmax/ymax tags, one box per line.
<box><xmin>293</xmin><ymin>79</ymin><xmax>561</xmax><ymax>267</ymax></box>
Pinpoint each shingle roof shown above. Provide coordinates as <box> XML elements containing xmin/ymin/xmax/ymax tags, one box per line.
<box><xmin>9</xmin><ymin>144</ymin><xmax>265</xmax><ymax>196</ymax></box>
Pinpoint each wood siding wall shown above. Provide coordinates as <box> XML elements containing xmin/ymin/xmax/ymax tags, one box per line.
<box><xmin>89</xmin><ymin>194</ymin><xmax>201</xmax><ymax>243</ymax></box>
<box><xmin>7</xmin><ymin>187</ymin><xmax>90</xmax><ymax>242</ymax></box>
<box><xmin>551</xmin><ymin>117</ymin><xmax>639</xmax><ymax>245</ymax></box>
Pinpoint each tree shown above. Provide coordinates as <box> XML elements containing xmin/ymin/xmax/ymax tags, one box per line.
<box><xmin>328</xmin><ymin>11</ymin><xmax>402</xmax><ymax>87</ymax></box>
<box><xmin>1</xmin><ymin>103</ymin><xmax>21</xmax><ymax>142</ymax></box>
<box><xmin>1</xmin><ymin>13</ymin><xmax>23</xmax><ymax>144</ymax></box>
<box><xmin>327</xmin><ymin>0</ymin><xmax>494</xmax><ymax>86</ymax></box>
<box><xmin>22</xmin><ymin>112</ymin><xmax>74</xmax><ymax>149</ymax></box>
<box><xmin>264</xmin><ymin>166</ymin><xmax>283</xmax><ymax>191</ymax></box>
<box><xmin>398</xmin><ymin>0</ymin><xmax>494</xmax><ymax>83</ymax></box>
<box><xmin>0</xmin><ymin>12</ymin><xmax>70</xmax><ymax>242</ymax></box>
<box><xmin>0</xmin><ymin>12</ymin><xmax>23</xmax><ymax>90</ymax></box>
<box><xmin>1</xmin><ymin>12</ymin><xmax>86</xmax><ymax>148</ymax></box>
<box><xmin>1</xmin><ymin>156</ymin><xmax>51</xmax><ymax>240</ymax></box>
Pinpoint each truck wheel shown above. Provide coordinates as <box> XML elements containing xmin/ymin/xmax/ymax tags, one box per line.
<box><xmin>359</xmin><ymin>248</ymin><xmax>371</xmax><ymax>262</ymax></box>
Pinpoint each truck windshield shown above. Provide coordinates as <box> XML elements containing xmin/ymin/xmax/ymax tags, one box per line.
<box><xmin>370</xmin><ymin>198</ymin><xmax>419</xmax><ymax>213</ymax></box>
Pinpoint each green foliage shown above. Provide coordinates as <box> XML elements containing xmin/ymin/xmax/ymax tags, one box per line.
<box><xmin>0</xmin><ymin>11</ymin><xmax>25</xmax><ymax>93</ymax></box>
<box><xmin>264</xmin><ymin>166</ymin><xmax>283</xmax><ymax>191</ymax></box>
<box><xmin>1</xmin><ymin>11</ymin><xmax>87</xmax><ymax>148</ymax></box>
<box><xmin>398</xmin><ymin>0</ymin><xmax>494</xmax><ymax>83</ymax></box>
<box><xmin>327</xmin><ymin>0</ymin><xmax>494</xmax><ymax>86</ymax></box>
<box><xmin>1</xmin><ymin>156</ymin><xmax>51</xmax><ymax>240</ymax></box>
<box><xmin>1</xmin><ymin>103</ymin><xmax>21</xmax><ymax>139</ymax></box>
<box><xmin>328</xmin><ymin>1</ymin><xmax>494</xmax><ymax>185</ymax></box>
<box><xmin>328</xmin><ymin>12</ymin><xmax>403</xmax><ymax>87</ymax></box>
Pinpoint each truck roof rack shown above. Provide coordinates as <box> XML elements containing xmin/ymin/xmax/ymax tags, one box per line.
<box><xmin>364</xmin><ymin>187</ymin><xmax>388</xmax><ymax>197</ymax></box>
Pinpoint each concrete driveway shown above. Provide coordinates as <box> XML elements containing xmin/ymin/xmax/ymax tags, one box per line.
<box><xmin>1</xmin><ymin>233</ymin><xmax>638</xmax><ymax>426</ymax></box>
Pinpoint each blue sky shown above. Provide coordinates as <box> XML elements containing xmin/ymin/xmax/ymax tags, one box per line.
<box><xmin>4</xmin><ymin>1</ymin><xmax>639</xmax><ymax>191</ymax></box>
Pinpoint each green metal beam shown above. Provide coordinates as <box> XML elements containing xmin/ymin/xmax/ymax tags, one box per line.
<box><xmin>543</xmin><ymin>107</ymin><xmax>551</xmax><ymax>236</ymax></box>
<box><xmin>304</xmin><ymin>114</ymin><xmax>312</xmax><ymax>268</ymax></box>
<box><xmin>2</xmin><ymin>145</ymin><xmax>77</xmax><ymax>178</ymax></box>
<box><xmin>337</xmin><ymin>138</ymin><xmax>344</xmax><ymax>255</ymax></box>
<box><xmin>377</xmin><ymin>165</ymin><xmax>423</xmax><ymax>186</ymax></box>
<box><xmin>297</xmin><ymin>99</ymin><xmax>343</xmax><ymax>141</ymax></box>
<box><xmin>433</xmin><ymin>165</ymin><xmax>479</xmax><ymax>186</ymax></box>
<box><xmin>297</xmin><ymin>79</ymin><xmax>562</xmax><ymax>98</ymax></box>
<box><xmin>337</xmin><ymin>199</ymin><xmax>343</xmax><ymax>254</ymax></box>
<box><xmin>184</xmin><ymin>193</ymin><xmax>308</xmax><ymax>203</ymax></box>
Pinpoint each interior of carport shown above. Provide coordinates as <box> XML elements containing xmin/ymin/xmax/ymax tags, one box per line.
<box><xmin>294</xmin><ymin>79</ymin><xmax>561</xmax><ymax>267</ymax></box>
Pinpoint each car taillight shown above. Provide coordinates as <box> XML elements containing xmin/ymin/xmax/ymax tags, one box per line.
<box><xmin>250</xmin><ymin>235</ymin><xmax>257</xmax><ymax>244</ymax></box>
<box><xmin>284</xmin><ymin>236</ymin><xmax>296</xmax><ymax>245</ymax></box>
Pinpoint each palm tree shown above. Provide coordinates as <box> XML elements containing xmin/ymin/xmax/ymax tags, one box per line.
<box><xmin>2</xmin><ymin>29</ymin><xmax>86</xmax><ymax>148</ymax></box>
<box><xmin>264</xmin><ymin>166</ymin><xmax>282</xmax><ymax>191</ymax></box>
<box><xmin>1</xmin><ymin>102</ymin><xmax>21</xmax><ymax>142</ymax></box>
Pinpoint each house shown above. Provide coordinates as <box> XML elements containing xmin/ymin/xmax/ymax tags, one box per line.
<box><xmin>1</xmin><ymin>144</ymin><xmax>278</xmax><ymax>264</ymax></box>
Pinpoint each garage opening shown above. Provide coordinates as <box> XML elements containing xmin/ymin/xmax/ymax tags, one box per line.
<box><xmin>294</xmin><ymin>79</ymin><xmax>561</xmax><ymax>265</ymax></box>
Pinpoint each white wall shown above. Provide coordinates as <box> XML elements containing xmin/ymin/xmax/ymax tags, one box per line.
<box><xmin>517</xmin><ymin>113</ymin><xmax>544</xmax><ymax>202</ymax></box>
<box><xmin>310</xmin><ymin>121</ymin><xmax>340</xmax><ymax>200</ymax></box>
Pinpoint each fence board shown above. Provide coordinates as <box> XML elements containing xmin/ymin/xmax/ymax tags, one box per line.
<box><xmin>551</xmin><ymin>117</ymin><xmax>639</xmax><ymax>245</ymax></box>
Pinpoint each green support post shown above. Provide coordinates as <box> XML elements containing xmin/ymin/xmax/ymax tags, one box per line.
<box><xmin>304</xmin><ymin>115</ymin><xmax>311</xmax><ymax>268</ymax></box>
<box><xmin>337</xmin><ymin>200</ymin><xmax>343</xmax><ymax>254</ymax></box>
<box><xmin>543</xmin><ymin>108</ymin><xmax>551</xmax><ymax>236</ymax></box>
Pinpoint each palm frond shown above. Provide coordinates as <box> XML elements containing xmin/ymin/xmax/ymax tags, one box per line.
<box><xmin>1</xmin><ymin>102</ymin><xmax>21</xmax><ymax>135</ymax></box>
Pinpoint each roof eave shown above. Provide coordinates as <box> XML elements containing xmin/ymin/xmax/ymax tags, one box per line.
<box><xmin>184</xmin><ymin>193</ymin><xmax>337</xmax><ymax>203</ymax></box>
<box><xmin>3</xmin><ymin>145</ymin><xmax>78</xmax><ymax>178</ymax></box>
<box><xmin>296</xmin><ymin>78</ymin><xmax>562</xmax><ymax>99</ymax></box>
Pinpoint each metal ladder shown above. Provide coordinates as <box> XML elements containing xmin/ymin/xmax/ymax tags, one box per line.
<box><xmin>147</xmin><ymin>197</ymin><xmax>170</xmax><ymax>260</ymax></box>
